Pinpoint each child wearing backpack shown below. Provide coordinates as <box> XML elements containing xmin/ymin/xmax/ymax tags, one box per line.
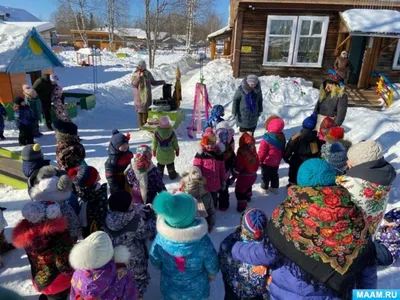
<box><xmin>0</xmin><ymin>102</ymin><xmax>8</xmax><ymax>140</ymax></box>
<box><xmin>258</xmin><ymin>115</ymin><xmax>285</xmax><ymax>195</ymax></box>
<box><xmin>152</xmin><ymin>116</ymin><xmax>179</xmax><ymax>180</ymax></box>
<box><xmin>13</xmin><ymin>97</ymin><xmax>36</xmax><ymax>146</ymax></box>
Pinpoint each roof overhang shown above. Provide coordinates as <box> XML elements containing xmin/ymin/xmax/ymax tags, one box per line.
<box><xmin>340</xmin><ymin>9</ymin><xmax>400</xmax><ymax>38</ymax></box>
<box><xmin>207</xmin><ymin>26</ymin><xmax>232</xmax><ymax>41</ymax></box>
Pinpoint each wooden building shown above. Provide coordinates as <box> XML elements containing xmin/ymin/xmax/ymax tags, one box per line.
<box><xmin>0</xmin><ymin>24</ymin><xmax>63</xmax><ymax>116</ymax></box>
<box><xmin>226</xmin><ymin>0</ymin><xmax>400</xmax><ymax>90</ymax></box>
<box><xmin>71</xmin><ymin>30</ymin><xmax>129</xmax><ymax>51</ymax></box>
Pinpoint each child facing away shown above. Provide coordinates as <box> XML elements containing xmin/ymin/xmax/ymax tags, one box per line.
<box><xmin>21</xmin><ymin>143</ymin><xmax>51</xmax><ymax>197</ymax></box>
<box><xmin>215</xmin><ymin>121</ymin><xmax>236</xmax><ymax>211</ymax></box>
<box><xmin>320</xmin><ymin>126</ymin><xmax>351</xmax><ymax>161</ymax></box>
<box><xmin>219</xmin><ymin>208</ymin><xmax>270</xmax><ymax>300</ymax></box>
<box><xmin>51</xmin><ymin>85</ymin><xmax>72</xmax><ymax>123</ymax></box>
<box><xmin>231</xmin><ymin>133</ymin><xmax>260</xmax><ymax>213</ymax></box>
<box><xmin>69</xmin><ymin>231</ymin><xmax>138</xmax><ymax>300</ymax></box>
<box><xmin>204</xmin><ymin>104</ymin><xmax>225</xmax><ymax>130</ymax></box>
<box><xmin>152</xmin><ymin>116</ymin><xmax>179</xmax><ymax>180</ymax></box>
<box><xmin>13</xmin><ymin>96</ymin><xmax>36</xmax><ymax>146</ymax></box>
<box><xmin>258</xmin><ymin>115</ymin><xmax>286</xmax><ymax>195</ymax></box>
<box><xmin>193</xmin><ymin>127</ymin><xmax>227</xmax><ymax>208</ymax></box>
<box><xmin>150</xmin><ymin>192</ymin><xmax>219</xmax><ymax>300</ymax></box>
<box><xmin>336</xmin><ymin>140</ymin><xmax>397</xmax><ymax>236</ymax></box>
<box><xmin>0</xmin><ymin>206</ymin><xmax>14</xmax><ymax>269</ymax></box>
<box><xmin>283</xmin><ymin>113</ymin><xmax>320</xmax><ymax>186</ymax></box>
<box><xmin>22</xmin><ymin>84</ymin><xmax>42</xmax><ymax>137</ymax></box>
<box><xmin>0</xmin><ymin>102</ymin><xmax>8</xmax><ymax>140</ymax></box>
<box><xmin>179</xmin><ymin>166</ymin><xmax>216</xmax><ymax>232</ymax></box>
<box><xmin>12</xmin><ymin>201</ymin><xmax>74</xmax><ymax>299</ymax></box>
<box><xmin>327</xmin><ymin>142</ymin><xmax>348</xmax><ymax>175</ymax></box>
<box><xmin>104</xmin><ymin>190</ymin><xmax>156</xmax><ymax>298</ymax></box>
<box><xmin>318</xmin><ymin>116</ymin><xmax>337</xmax><ymax>143</ymax></box>
<box><xmin>105</xmin><ymin>129</ymin><xmax>133</xmax><ymax>193</ymax></box>
<box><xmin>126</xmin><ymin>145</ymin><xmax>166</xmax><ymax>204</ymax></box>
<box><xmin>68</xmin><ymin>165</ymin><xmax>108</xmax><ymax>238</ymax></box>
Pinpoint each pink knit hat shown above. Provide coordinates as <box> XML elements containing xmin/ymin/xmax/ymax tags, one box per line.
<box><xmin>267</xmin><ymin>118</ymin><xmax>284</xmax><ymax>134</ymax></box>
<box><xmin>159</xmin><ymin>116</ymin><xmax>171</xmax><ymax>129</ymax></box>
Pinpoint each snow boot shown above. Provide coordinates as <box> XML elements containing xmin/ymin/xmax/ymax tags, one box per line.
<box><xmin>260</xmin><ymin>188</ymin><xmax>268</xmax><ymax>195</ymax></box>
<box><xmin>157</xmin><ymin>163</ymin><xmax>165</xmax><ymax>176</ymax></box>
<box><xmin>0</xmin><ymin>135</ymin><xmax>5</xmax><ymax>140</ymax></box>
<box><xmin>167</xmin><ymin>163</ymin><xmax>178</xmax><ymax>180</ymax></box>
<box><xmin>269</xmin><ymin>188</ymin><xmax>279</xmax><ymax>195</ymax></box>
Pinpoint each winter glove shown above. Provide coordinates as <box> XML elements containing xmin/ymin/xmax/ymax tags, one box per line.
<box><xmin>152</xmin><ymin>150</ymin><xmax>156</xmax><ymax>157</ymax></box>
<box><xmin>175</xmin><ymin>149</ymin><xmax>180</xmax><ymax>157</ymax></box>
<box><xmin>221</xmin><ymin>182</ymin><xmax>227</xmax><ymax>191</ymax></box>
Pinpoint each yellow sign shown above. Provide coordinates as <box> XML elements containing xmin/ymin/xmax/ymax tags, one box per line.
<box><xmin>241</xmin><ymin>46</ymin><xmax>252</xmax><ymax>53</ymax></box>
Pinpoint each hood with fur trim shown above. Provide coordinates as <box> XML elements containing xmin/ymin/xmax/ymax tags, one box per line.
<box><xmin>31</xmin><ymin>176</ymin><xmax>72</xmax><ymax>202</ymax></box>
<box><xmin>319</xmin><ymin>84</ymin><xmax>345</xmax><ymax>101</ymax></box>
<box><xmin>196</xmin><ymin>142</ymin><xmax>225</xmax><ymax>155</ymax></box>
<box><xmin>156</xmin><ymin>217</ymin><xmax>208</xmax><ymax>257</ymax></box>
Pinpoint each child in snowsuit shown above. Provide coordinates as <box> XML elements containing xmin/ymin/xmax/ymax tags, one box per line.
<box><xmin>150</xmin><ymin>192</ymin><xmax>219</xmax><ymax>300</ymax></box>
<box><xmin>336</xmin><ymin>140</ymin><xmax>397</xmax><ymax>236</ymax></box>
<box><xmin>320</xmin><ymin>126</ymin><xmax>351</xmax><ymax>161</ymax></box>
<box><xmin>12</xmin><ymin>199</ymin><xmax>74</xmax><ymax>299</ymax></box>
<box><xmin>204</xmin><ymin>104</ymin><xmax>225</xmax><ymax>130</ymax></box>
<box><xmin>23</xmin><ymin>84</ymin><xmax>42</xmax><ymax>137</ymax></box>
<box><xmin>69</xmin><ymin>231</ymin><xmax>138</xmax><ymax>300</ymax></box>
<box><xmin>21</xmin><ymin>143</ymin><xmax>51</xmax><ymax>198</ymax></box>
<box><xmin>219</xmin><ymin>208</ymin><xmax>270</xmax><ymax>300</ymax></box>
<box><xmin>258</xmin><ymin>115</ymin><xmax>285</xmax><ymax>195</ymax></box>
<box><xmin>105</xmin><ymin>190</ymin><xmax>156</xmax><ymax>298</ymax></box>
<box><xmin>179</xmin><ymin>166</ymin><xmax>216</xmax><ymax>232</ymax></box>
<box><xmin>31</xmin><ymin>166</ymin><xmax>82</xmax><ymax>241</ymax></box>
<box><xmin>0</xmin><ymin>102</ymin><xmax>8</xmax><ymax>140</ymax></box>
<box><xmin>231</xmin><ymin>133</ymin><xmax>260</xmax><ymax>212</ymax></box>
<box><xmin>105</xmin><ymin>129</ymin><xmax>133</xmax><ymax>193</ymax></box>
<box><xmin>215</xmin><ymin>121</ymin><xmax>236</xmax><ymax>211</ymax></box>
<box><xmin>53</xmin><ymin>119</ymin><xmax>86</xmax><ymax>171</ymax></box>
<box><xmin>51</xmin><ymin>85</ymin><xmax>72</xmax><ymax>123</ymax></box>
<box><xmin>68</xmin><ymin>165</ymin><xmax>108</xmax><ymax>238</ymax></box>
<box><xmin>152</xmin><ymin>116</ymin><xmax>179</xmax><ymax>180</ymax></box>
<box><xmin>14</xmin><ymin>97</ymin><xmax>35</xmax><ymax>146</ymax></box>
<box><xmin>193</xmin><ymin>127</ymin><xmax>227</xmax><ymax>208</ymax></box>
<box><xmin>126</xmin><ymin>145</ymin><xmax>166</xmax><ymax>204</ymax></box>
<box><xmin>283</xmin><ymin>114</ymin><xmax>320</xmax><ymax>186</ymax></box>
<box><xmin>0</xmin><ymin>206</ymin><xmax>14</xmax><ymax>269</ymax></box>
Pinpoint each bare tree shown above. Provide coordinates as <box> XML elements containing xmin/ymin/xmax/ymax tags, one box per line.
<box><xmin>185</xmin><ymin>0</ymin><xmax>195</xmax><ymax>52</ymax></box>
<box><xmin>107</xmin><ymin>0</ymin><xmax>116</xmax><ymax>51</ymax></box>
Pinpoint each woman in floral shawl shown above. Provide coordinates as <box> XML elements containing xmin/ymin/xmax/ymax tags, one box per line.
<box><xmin>131</xmin><ymin>60</ymin><xmax>166</xmax><ymax>128</ymax></box>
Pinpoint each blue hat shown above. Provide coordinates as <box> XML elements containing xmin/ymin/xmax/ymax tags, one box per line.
<box><xmin>328</xmin><ymin>142</ymin><xmax>347</xmax><ymax>174</ymax></box>
<box><xmin>211</xmin><ymin>105</ymin><xmax>224</xmax><ymax>118</ymax></box>
<box><xmin>297</xmin><ymin>158</ymin><xmax>336</xmax><ymax>187</ymax></box>
<box><xmin>241</xmin><ymin>208</ymin><xmax>268</xmax><ymax>241</ymax></box>
<box><xmin>154</xmin><ymin>192</ymin><xmax>196</xmax><ymax>228</ymax></box>
<box><xmin>302</xmin><ymin>113</ymin><xmax>317</xmax><ymax>130</ymax></box>
<box><xmin>110</xmin><ymin>129</ymin><xmax>129</xmax><ymax>150</ymax></box>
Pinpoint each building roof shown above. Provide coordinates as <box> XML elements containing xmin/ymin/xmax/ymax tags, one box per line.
<box><xmin>0</xmin><ymin>23</ymin><xmax>63</xmax><ymax>73</ymax></box>
<box><xmin>207</xmin><ymin>26</ymin><xmax>232</xmax><ymax>40</ymax></box>
<box><xmin>3</xmin><ymin>21</ymin><xmax>55</xmax><ymax>33</ymax></box>
<box><xmin>341</xmin><ymin>9</ymin><xmax>400</xmax><ymax>37</ymax></box>
<box><xmin>92</xmin><ymin>27</ymin><xmax>168</xmax><ymax>40</ymax></box>
<box><xmin>0</xmin><ymin>5</ymin><xmax>41</xmax><ymax>22</ymax></box>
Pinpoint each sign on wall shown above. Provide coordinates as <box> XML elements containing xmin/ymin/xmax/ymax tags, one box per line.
<box><xmin>241</xmin><ymin>46</ymin><xmax>252</xmax><ymax>53</ymax></box>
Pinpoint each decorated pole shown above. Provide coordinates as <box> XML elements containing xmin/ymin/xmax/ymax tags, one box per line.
<box><xmin>175</xmin><ymin>66</ymin><xmax>182</xmax><ymax>108</ymax></box>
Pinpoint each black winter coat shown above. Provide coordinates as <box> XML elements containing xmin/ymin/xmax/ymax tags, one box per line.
<box><xmin>32</xmin><ymin>74</ymin><xmax>55</xmax><ymax>109</ymax></box>
<box><xmin>313</xmin><ymin>91</ymin><xmax>348</xmax><ymax>126</ymax></box>
<box><xmin>105</xmin><ymin>143</ymin><xmax>133</xmax><ymax>193</ymax></box>
<box><xmin>283</xmin><ymin>129</ymin><xmax>321</xmax><ymax>166</ymax></box>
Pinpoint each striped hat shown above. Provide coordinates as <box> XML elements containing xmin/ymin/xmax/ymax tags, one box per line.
<box><xmin>241</xmin><ymin>208</ymin><xmax>268</xmax><ymax>241</ymax></box>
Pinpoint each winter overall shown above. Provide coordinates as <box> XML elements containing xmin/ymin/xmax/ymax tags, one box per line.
<box><xmin>15</xmin><ymin>107</ymin><xmax>35</xmax><ymax>146</ymax></box>
<box><xmin>25</xmin><ymin>97</ymin><xmax>42</xmax><ymax>137</ymax></box>
<box><xmin>154</xmin><ymin>131</ymin><xmax>178</xmax><ymax>179</ymax></box>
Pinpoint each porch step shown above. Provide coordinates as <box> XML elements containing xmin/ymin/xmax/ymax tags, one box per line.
<box><xmin>345</xmin><ymin>86</ymin><xmax>384</xmax><ymax>110</ymax></box>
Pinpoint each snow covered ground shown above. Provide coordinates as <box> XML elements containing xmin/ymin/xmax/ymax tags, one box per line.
<box><xmin>0</xmin><ymin>53</ymin><xmax>399</xmax><ymax>298</ymax></box>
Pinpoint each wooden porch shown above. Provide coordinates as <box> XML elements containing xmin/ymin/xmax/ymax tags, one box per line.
<box><xmin>345</xmin><ymin>85</ymin><xmax>383</xmax><ymax>110</ymax></box>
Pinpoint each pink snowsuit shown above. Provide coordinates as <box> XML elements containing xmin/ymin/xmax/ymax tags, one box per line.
<box><xmin>258</xmin><ymin>134</ymin><xmax>285</xmax><ymax>167</ymax></box>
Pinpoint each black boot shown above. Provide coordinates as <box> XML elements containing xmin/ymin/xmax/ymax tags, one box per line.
<box><xmin>0</xmin><ymin>134</ymin><xmax>5</xmax><ymax>140</ymax></box>
<box><xmin>167</xmin><ymin>163</ymin><xmax>178</xmax><ymax>180</ymax></box>
<box><xmin>157</xmin><ymin>163</ymin><xmax>165</xmax><ymax>176</ymax></box>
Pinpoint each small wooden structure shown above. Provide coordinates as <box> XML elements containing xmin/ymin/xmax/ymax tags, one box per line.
<box><xmin>76</xmin><ymin>48</ymin><xmax>102</xmax><ymax>66</ymax></box>
<box><xmin>208</xmin><ymin>26</ymin><xmax>233</xmax><ymax>60</ymax></box>
<box><xmin>0</xmin><ymin>25</ymin><xmax>63</xmax><ymax>117</ymax></box>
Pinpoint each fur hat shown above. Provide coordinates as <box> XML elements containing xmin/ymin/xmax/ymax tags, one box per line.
<box><xmin>31</xmin><ymin>166</ymin><xmax>73</xmax><ymax>202</ymax></box>
<box><xmin>21</xmin><ymin>144</ymin><xmax>43</xmax><ymax>161</ymax></box>
<box><xmin>347</xmin><ymin>140</ymin><xmax>383</xmax><ymax>167</ymax></box>
<box><xmin>154</xmin><ymin>191</ymin><xmax>197</xmax><ymax>228</ymax></box>
<box><xmin>14</xmin><ymin>97</ymin><xmax>24</xmax><ymax>106</ymax></box>
<box><xmin>22</xmin><ymin>201</ymin><xmax>62</xmax><ymax>224</ymax></box>
<box><xmin>328</xmin><ymin>142</ymin><xmax>348</xmax><ymax>174</ymax></box>
<box><xmin>108</xmin><ymin>190</ymin><xmax>132</xmax><ymax>212</ymax></box>
<box><xmin>302</xmin><ymin>114</ymin><xmax>317</xmax><ymax>130</ymax></box>
<box><xmin>137</xmin><ymin>60</ymin><xmax>146</xmax><ymax>70</ymax></box>
<box><xmin>68</xmin><ymin>166</ymin><xmax>99</xmax><ymax>188</ymax></box>
<box><xmin>326</xmin><ymin>127</ymin><xmax>344</xmax><ymax>141</ymax></box>
<box><xmin>246</xmin><ymin>74</ymin><xmax>259</xmax><ymax>86</ymax></box>
<box><xmin>53</xmin><ymin>119</ymin><xmax>78</xmax><ymax>136</ymax></box>
<box><xmin>297</xmin><ymin>158</ymin><xmax>336</xmax><ymax>187</ymax></box>
<box><xmin>241</xmin><ymin>208</ymin><xmax>268</xmax><ymax>241</ymax></box>
<box><xmin>267</xmin><ymin>117</ymin><xmax>284</xmax><ymax>134</ymax></box>
<box><xmin>159</xmin><ymin>116</ymin><xmax>171</xmax><ymax>129</ymax></box>
<box><xmin>110</xmin><ymin>129</ymin><xmax>130</xmax><ymax>150</ymax></box>
<box><xmin>69</xmin><ymin>231</ymin><xmax>130</xmax><ymax>270</ymax></box>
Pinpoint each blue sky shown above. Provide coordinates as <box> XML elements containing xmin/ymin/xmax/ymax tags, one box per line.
<box><xmin>0</xmin><ymin>0</ymin><xmax>230</xmax><ymax>25</ymax></box>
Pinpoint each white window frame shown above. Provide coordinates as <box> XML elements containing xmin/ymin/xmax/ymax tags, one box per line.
<box><xmin>293</xmin><ymin>16</ymin><xmax>330</xmax><ymax>67</ymax></box>
<box><xmin>263</xmin><ymin>15</ymin><xmax>330</xmax><ymax>68</ymax></box>
<box><xmin>392</xmin><ymin>39</ymin><xmax>400</xmax><ymax>70</ymax></box>
<box><xmin>263</xmin><ymin>16</ymin><xmax>298</xmax><ymax>67</ymax></box>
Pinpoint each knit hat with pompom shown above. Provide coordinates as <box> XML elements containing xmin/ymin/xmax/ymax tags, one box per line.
<box><xmin>68</xmin><ymin>166</ymin><xmax>99</xmax><ymax>188</ymax></box>
<box><xmin>22</xmin><ymin>201</ymin><xmax>62</xmax><ymax>224</ymax></box>
<box><xmin>297</xmin><ymin>158</ymin><xmax>336</xmax><ymax>187</ymax></box>
<box><xmin>328</xmin><ymin>142</ymin><xmax>348</xmax><ymax>174</ymax></box>
<box><xmin>347</xmin><ymin>140</ymin><xmax>383</xmax><ymax>167</ymax></box>
<box><xmin>241</xmin><ymin>208</ymin><xmax>268</xmax><ymax>241</ymax></box>
<box><xmin>154</xmin><ymin>191</ymin><xmax>196</xmax><ymax>228</ymax></box>
<box><xmin>22</xmin><ymin>143</ymin><xmax>43</xmax><ymax>161</ymax></box>
<box><xmin>110</xmin><ymin>129</ymin><xmax>130</xmax><ymax>150</ymax></box>
<box><xmin>302</xmin><ymin>113</ymin><xmax>317</xmax><ymax>130</ymax></box>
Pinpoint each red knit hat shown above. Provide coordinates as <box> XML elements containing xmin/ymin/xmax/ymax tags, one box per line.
<box><xmin>68</xmin><ymin>166</ymin><xmax>99</xmax><ymax>188</ymax></box>
<box><xmin>327</xmin><ymin>127</ymin><xmax>344</xmax><ymax>140</ymax></box>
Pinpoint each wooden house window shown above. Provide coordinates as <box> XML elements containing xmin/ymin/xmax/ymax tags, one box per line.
<box><xmin>393</xmin><ymin>40</ymin><xmax>400</xmax><ymax>70</ymax></box>
<box><xmin>263</xmin><ymin>16</ymin><xmax>329</xmax><ymax>68</ymax></box>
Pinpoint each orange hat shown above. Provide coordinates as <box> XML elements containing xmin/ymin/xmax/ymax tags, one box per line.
<box><xmin>201</xmin><ymin>128</ymin><xmax>216</xmax><ymax>146</ymax></box>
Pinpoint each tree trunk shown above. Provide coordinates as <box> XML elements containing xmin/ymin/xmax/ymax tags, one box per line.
<box><xmin>145</xmin><ymin>0</ymin><xmax>153</xmax><ymax>68</ymax></box>
<box><xmin>185</xmin><ymin>0</ymin><xmax>195</xmax><ymax>53</ymax></box>
<box><xmin>78</xmin><ymin>0</ymin><xmax>87</xmax><ymax>47</ymax></box>
<box><xmin>107</xmin><ymin>0</ymin><xmax>115</xmax><ymax>52</ymax></box>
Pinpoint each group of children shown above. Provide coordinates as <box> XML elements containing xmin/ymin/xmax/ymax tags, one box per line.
<box><xmin>0</xmin><ymin>97</ymin><xmax>399</xmax><ymax>300</ymax></box>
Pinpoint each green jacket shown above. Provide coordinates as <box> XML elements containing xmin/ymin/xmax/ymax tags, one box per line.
<box><xmin>152</xmin><ymin>127</ymin><xmax>179</xmax><ymax>165</ymax></box>
<box><xmin>32</xmin><ymin>74</ymin><xmax>55</xmax><ymax>108</ymax></box>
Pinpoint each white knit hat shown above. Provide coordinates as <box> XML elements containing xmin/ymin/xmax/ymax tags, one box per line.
<box><xmin>69</xmin><ymin>231</ymin><xmax>114</xmax><ymax>270</ymax></box>
<box><xmin>347</xmin><ymin>140</ymin><xmax>383</xmax><ymax>167</ymax></box>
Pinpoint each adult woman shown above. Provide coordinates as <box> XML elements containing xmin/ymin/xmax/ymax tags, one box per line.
<box><xmin>232</xmin><ymin>74</ymin><xmax>263</xmax><ymax>135</ymax></box>
<box><xmin>314</xmin><ymin>79</ymin><xmax>348</xmax><ymax>129</ymax></box>
<box><xmin>132</xmin><ymin>60</ymin><xmax>166</xmax><ymax>128</ymax></box>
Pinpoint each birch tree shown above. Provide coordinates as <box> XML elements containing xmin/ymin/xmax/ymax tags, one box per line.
<box><xmin>185</xmin><ymin>0</ymin><xmax>195</xmax><ymax>52</ymax></box>
<box><xmin>61</xmin><ymin>0</ymin><xmax>91</xmax><ymax>47</ymax></box>
<box><xmin>107</xmin><ymin>0</ymin><xmax>116</xmax><ymax>51</ymax></box>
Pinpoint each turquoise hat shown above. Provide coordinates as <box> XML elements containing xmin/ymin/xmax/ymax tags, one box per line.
<box><xmin>154</xmin><ymin>192</ymin><xmax>196</xmax><ymax>228</ymax></box>
<box><xmin>297</xmin><ymin>158</ymin><xmax>336</xmax><ymax>187</ymax></box>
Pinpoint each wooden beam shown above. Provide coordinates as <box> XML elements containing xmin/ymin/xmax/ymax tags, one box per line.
<box><xmin>336</xmin><ymin>35</ymin><xmax>351</xmax><ymax>51</ymax></box>
<box><xmin>380</xmin><ymin>38</ymin><xmax>399</xmax><ymax>54</ymax></box>
<box><xmin>210</xmin><ymin>40</ymin><xmax>216</xmax><ymax>61</ymax></box>
<box><xmin>345</xmin><ymin>35</ymin><xmax>352</xmax><ymax>53</ymax></box>
<box><xmin>335</xmin><ymin>33</ymin><xmax>345</xmax><ymax>56</ymax></box>
<box><xmin>233</xmin><ymin>7</ymin><xmax>244</xmax><ymax>78</ymax></box>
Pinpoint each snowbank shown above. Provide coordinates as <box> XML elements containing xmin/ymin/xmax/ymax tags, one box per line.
<box><xmin>0</xmin><ymin>23</ymin><xmax>29</xmax><ymax>71</ymax></box>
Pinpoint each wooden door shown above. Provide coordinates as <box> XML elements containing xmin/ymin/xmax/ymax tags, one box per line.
<box><xmin>358</xmin><ymin>37</ymin><xmax>383</xmax><ymax>88</ymax></box>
